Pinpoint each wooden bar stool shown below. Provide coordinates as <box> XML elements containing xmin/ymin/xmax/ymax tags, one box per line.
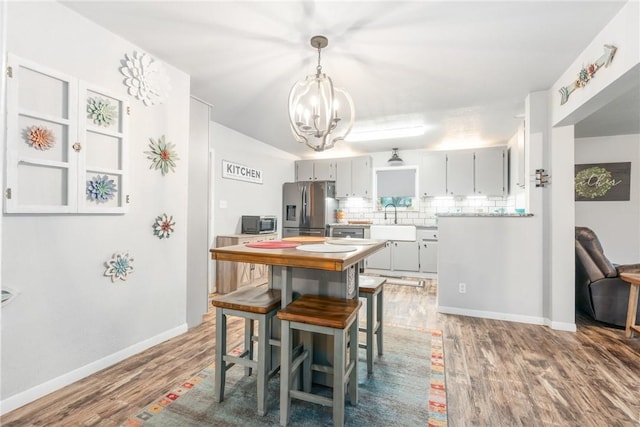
<box><xmin>277</xmin><ymin>294</ymin><xmax>361</xmax><ymax>427</ymax></box>
<box><xmin>358</xmin><ymin>275</ymin><xmax>386</xmax><ymax>375</ymax></box>
<box><xmin>211</xmin><ymin>286</ymin><xmax>281</xmax><ymax>416</ymax></box>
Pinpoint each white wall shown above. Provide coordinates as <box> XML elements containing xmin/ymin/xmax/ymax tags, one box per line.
<box><xmin>187</xmin><ymin>98</ymin><xmax>212</xmax><ymax>327</ymax></box>
<box><xmin>575</xmin><ymin>133</ymin><xmax>640</xmax><ymax>264</ymax></box>
<box><xmin>1</xmin><ymin>2</ymin><xmax>190</xmax><ymax>412</ymax></box>
<box><xmin>210</xmin><ymin>122</ymin><xmax>297</xmax><ymax>237</ymax></box>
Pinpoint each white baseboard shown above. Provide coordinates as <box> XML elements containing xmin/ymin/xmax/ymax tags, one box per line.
<box><xmin>544</xmin><ymin>318</ymin><xmax>577</xmax><ymax>332</ymax></box>
<box><xmin>438</xmin><ymin>306</ymin><xmax>546</xmax><ymax>326</ymax></box>
<box><xmin>0</xmin><ymin>323</ymin><xmax>188</xmax><ymax>416</ymax></box>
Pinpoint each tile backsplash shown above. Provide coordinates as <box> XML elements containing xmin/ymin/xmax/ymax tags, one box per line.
<box><xmin>338</xmin><ymin>196</ymin><xmax>516</xmax><ymax>226</ymax></box>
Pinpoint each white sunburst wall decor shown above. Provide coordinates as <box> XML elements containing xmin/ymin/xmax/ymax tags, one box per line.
<box><xmin>119</xmin><ymin>51</ymin><xmax>171</xmax><ymax>106</ymax></box>
<box><xmin>104</xmin><ymin>252</ymin><xmax>135</xmax><ymax>283</ymax></box>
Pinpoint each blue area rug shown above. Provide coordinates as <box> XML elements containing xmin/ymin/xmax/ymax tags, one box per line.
<box><xmin>122</xmin><ymin>325</ymin><xmax>447</xmax><ymax>426</ymax></box>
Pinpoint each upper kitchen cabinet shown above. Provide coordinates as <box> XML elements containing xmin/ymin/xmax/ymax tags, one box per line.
<box><xmin>336</xmin><ymin>155</ymin><xmax>372</xmax><ymax>198</ymax></box>
<box><xmin>419</xmin><ymin>147</ymin><xmax>507</xmax><ymax>197</ymax></box>
<box><xmin>474</xmin><ymin>146</ymin><xmax>507</xmax><ymax>196</ymax></box>
<box><xmin>295</xmin><ymin>158</ymin><xmax>336</xmax><ymax>181</ymax></box>
<box><xmin>419</xmin><ymin>151</ymin><xmax>447</xmax><ymax>197</ymax></box>
<box><xmin>508</xmin><ymin>122</ymin><xmax>525</xmax><ymax>191</ymax></box>
<box><xmin>446</xmin><ymin>150</ymin><xmax>474</xmax><ymax>196</ymax></box>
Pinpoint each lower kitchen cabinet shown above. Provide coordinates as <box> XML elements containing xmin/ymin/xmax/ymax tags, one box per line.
<box><xmin>419</xmin><ymin>240</ymin><xmax>438</xmax><ymax>273</ymax></box>
<box><xmin>215</xmin><ymin>233</ymin><xmax>277</xmax><ymax>293</ymax></box>
<box><xmin>392</xmin><ymin>241</ymin><xmax>420</xmax><ymax>272</ymax></box>
<box><xmin>366</xmin><ymin>241</ymin><xmax>391</xmax><ymax>270</ymax></box>
<box><xmin>365</xmin><ymin>240</ymin><xmax>419</xmax><ymax>272</ymax></box>
<box><xmin>418</xmin><ymin>229</ymin><xmax>438</xmax><ymax>273</ymax></box>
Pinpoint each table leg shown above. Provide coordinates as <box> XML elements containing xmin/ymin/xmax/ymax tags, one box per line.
<box><xmin>626</xmin><ymin>283</ymin><xmax>639</xmax><ymax>338</ymax></box>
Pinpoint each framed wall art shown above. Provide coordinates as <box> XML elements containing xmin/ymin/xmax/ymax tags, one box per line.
<box><xmin>574</xmin><ymin>162</ymin><xmax>631</xmax><ymax>201</ymax></box>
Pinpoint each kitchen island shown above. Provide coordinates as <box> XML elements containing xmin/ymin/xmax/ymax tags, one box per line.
<box><xmin>210</xmin><ymin>240</ymin><xmax>386</xmax><ymax>306</ymax></box>
<box><xmin>210</xmin><ymin>239</ymin><xmax>387</xmax><ymax>386</ymax></box>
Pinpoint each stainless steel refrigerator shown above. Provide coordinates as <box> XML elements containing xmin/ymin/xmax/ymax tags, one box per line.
<box><xmin>282</xmin><ymin>181</ymin><xmax>337</xmax><ymax>237</ymax></box>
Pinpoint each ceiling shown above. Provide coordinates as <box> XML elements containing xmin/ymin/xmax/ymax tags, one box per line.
<box><xmin>61</xmin><ymin>0</ymin><xmax>635</xmax><ymax>158</ymax></box>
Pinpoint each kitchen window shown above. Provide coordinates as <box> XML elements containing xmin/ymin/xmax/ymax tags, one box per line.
<box><xmin>375</xmin><ymin>167</ymin><xmax>417</xmax><ymax>209</ymax></box>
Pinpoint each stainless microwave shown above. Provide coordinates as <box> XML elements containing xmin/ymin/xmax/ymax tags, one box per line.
<box><xmin>241</xmin><ymin>215</ymin><xmax>277</xmax><ymax>234</ymax></box>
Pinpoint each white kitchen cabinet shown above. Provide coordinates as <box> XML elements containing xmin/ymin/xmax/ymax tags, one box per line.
<box><xmin>295</xmin><ymin>159</ymin><xmax>336</xmax><ymax>181</ymax></box>
<box><xmin>365</xmin><ymin>241</ymin><xmax>391</xmax><ymax>269</ymax></box>
<box><xmin>336</xmin><ymin>155</ymin><xmax>372</xmax><ymax>198</ymax></box>
<box><xmin>419</xmin><ymin>152</ymin><xmax>447</xmax><ymax>197</ymax></box>
<box><xmin>509</xmin><ymin>122</ymin><xmax>525</xmax><ymax>191</ymax></box>
<box><xmin>392</xmin><ymin>241</ymin><xmax>420</xmax><ymax>272</ymax></box>
<box><xmin>474</xmin><ymin>146</ymin><xmax>506</xmax><ymax>196</ymax></box>
<box><xmin>418</xmin><ymin>229</ymin><xmax>439</xmax><ymax>273</ymax></box>
<box><xmin>446</xmin><ymin>150</ymin><xmax>474</xmax><ymax>196</ymax></box>
<box><xmin>365</xmin><ymin>240</ymin><xmax>419</xmax><ymax>272</ymax></box>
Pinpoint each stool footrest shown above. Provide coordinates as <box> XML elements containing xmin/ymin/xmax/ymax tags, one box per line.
<box><xmin>223</xmin><ymin>354</ymin><xmax>258</xmax><ymax>371</ymax></box>
<box><xmin>311</xmin><ymin>363</ymin><xmax>333</xmax><ymax>374</ymax></box>
<box><xmin>290</xmin><ymin>390</ymin><xmax>333</xmax><ymax>408</ymax></box>
<box><xmin>291</xmin><ymin>349</ymin><xmax>310</xmax><ymax>374</ymax></box>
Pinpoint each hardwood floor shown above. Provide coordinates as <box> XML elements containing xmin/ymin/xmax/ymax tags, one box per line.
<box><xmin>2</xmin><ymin>282</ymin><xmax>639</xmax><ymax>426</ymax></box>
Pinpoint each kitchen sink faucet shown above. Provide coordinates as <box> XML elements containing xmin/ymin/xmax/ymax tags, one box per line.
<box><xmin>384</xmin><ymin>203</ymin><xmax>397</xmax><ymax>224</ymax></box>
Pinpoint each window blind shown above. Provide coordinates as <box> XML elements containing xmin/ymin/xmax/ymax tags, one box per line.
<box><xmin>376</xmin><ymin>168</ymin><xmax>416</xmax><ymax>197</ymax></box>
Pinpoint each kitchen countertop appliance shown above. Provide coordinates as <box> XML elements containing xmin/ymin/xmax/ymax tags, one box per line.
<box><xmin>283</xmin><ymin>181</ymin><xmax>337</xmax><ymax>238</ymax></box>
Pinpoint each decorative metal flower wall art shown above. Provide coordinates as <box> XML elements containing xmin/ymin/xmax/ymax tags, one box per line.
<box><xmin>26</xmin><ymin>125</ymin><xmax>55</xmax><ymax>150</ymax></box>
<box><xmin>86</xmin><ymin>175</ymin><xmax>117</xmax><ymax>203</ymax></box>
<box><xmin>152</xmin><ymin>213</ymin><xmax>176</xmax><ymax>239</ymax></box>
<box><xmin>87</xmin><ymin>97</ymin><xmax>117</xmax><ymax>127</ymax></box>
<box><xmin>145</xmin><ymin>135</ymin><xmax>179</xmax><ymax>175</ymax></box>
<box><xmin>104</xmin><ymin>252</ymin><xmax>135</xmax><ymax>283</ymax></box>
<box><xmin>119</xmin><ymin>51</ymin><xmax>170</xmax><ymax>106</ymax></box>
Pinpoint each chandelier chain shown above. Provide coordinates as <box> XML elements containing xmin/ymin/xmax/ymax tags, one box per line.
<box><xmin>316</xmin><ymin>46</ymin><xmax>323</xmax><ymax>76</ymax></box>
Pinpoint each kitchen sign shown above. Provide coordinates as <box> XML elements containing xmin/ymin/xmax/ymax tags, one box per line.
<box><xmin>575</xmin><ymin>162</ymin><xmax>631</xmax><ymax>201</ymax></box>
<box><xmin>222</xmin><ymin>160</ymin><xmax>263</xmax><ymax>184</ymax></box>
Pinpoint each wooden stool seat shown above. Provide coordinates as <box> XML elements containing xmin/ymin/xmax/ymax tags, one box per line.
<box><xmin>212</xmin><ymin>285</ymin><xmax>281</xmax><ymax>314</ymax></box>
<box><xmin>358</xmin><ymin>275</ymin><xmax>386</xmax><ymax>376</ymax></box>
<box><xmin>278</xmin><ymin>294</ymin><xmax>361</xmax><ymax>329</ymax></box>
<box><xmin>278</xmin><ymin>294</ymin><xmax>361</xmax><ymax>427</ymax></box>
<box><xmin>212</xmin><ymin>286</ymin><xmax>281</xmax><ymax>416</ymax></box>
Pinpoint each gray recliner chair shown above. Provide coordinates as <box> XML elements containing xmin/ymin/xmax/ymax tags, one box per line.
<box><xmin>575</xmin><ymin>226</ymin><xmax>640</xmax><ymax>327</ymax></box>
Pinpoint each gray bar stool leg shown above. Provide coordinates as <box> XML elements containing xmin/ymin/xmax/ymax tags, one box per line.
<box><xmin>377</xmin><ymin>289</ymin><xmax>383</xmax><ymax>356</ymax></box>
<box><xmin>280</xmin><ymin>319</ymin><xmax>292</xmax><ymax>426</ymax></box>
<box><xmin>214</xmin><ymin>309</ymin><xmax>226</xmax><ymax>402</ymax></box>
<box><xmin>257</xmin><ymin>314</ymin><xmax>268</xmax><ymax>416</ymax></box>
<box><xmin>365</xmin><ymin>294</ymin><xmax>374</xmax><ymax>375</ymax></box>
<box><xmin>348</xmin><ymin>317</ymin><xmax>359</xmax><ymax>406</ymax></box>
<box><xmin>333</xmin><ymin>328</ymin><xmax>346</xmax><ymax>427</ymax></box>
<box><xmin>244</xmin><ymin>318</ymin><xmax>253</xmax><ymax>376</ymax></box>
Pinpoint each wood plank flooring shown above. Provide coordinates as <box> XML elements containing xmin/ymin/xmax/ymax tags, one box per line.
<box><xmin>2</xmin><ymin>281</ymin><xmax>639</xmax><ymax>426</ymax></box>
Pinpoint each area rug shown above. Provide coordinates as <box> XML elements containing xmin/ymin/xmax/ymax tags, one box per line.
<box><xmin>121</xmin><ymin>326</ymin><xmax>447</xmax><ymax>427</ymax></box>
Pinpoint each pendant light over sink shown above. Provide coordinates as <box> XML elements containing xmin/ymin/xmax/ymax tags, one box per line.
<box><xmin>387</xmin><ymin>148</ymin><xmax>404</xmax><ymax>166</ymax></box>
<box><xmin>288</xmin><ymin>35</ymin><xmax>355</xmax><ymax>152</ymax></box>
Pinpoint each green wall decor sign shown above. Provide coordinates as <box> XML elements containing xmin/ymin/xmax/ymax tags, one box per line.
<box><xmin>575</xmin><ymin>162</ymin><xmax>631</xmax><ymax>201</ymax></box>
